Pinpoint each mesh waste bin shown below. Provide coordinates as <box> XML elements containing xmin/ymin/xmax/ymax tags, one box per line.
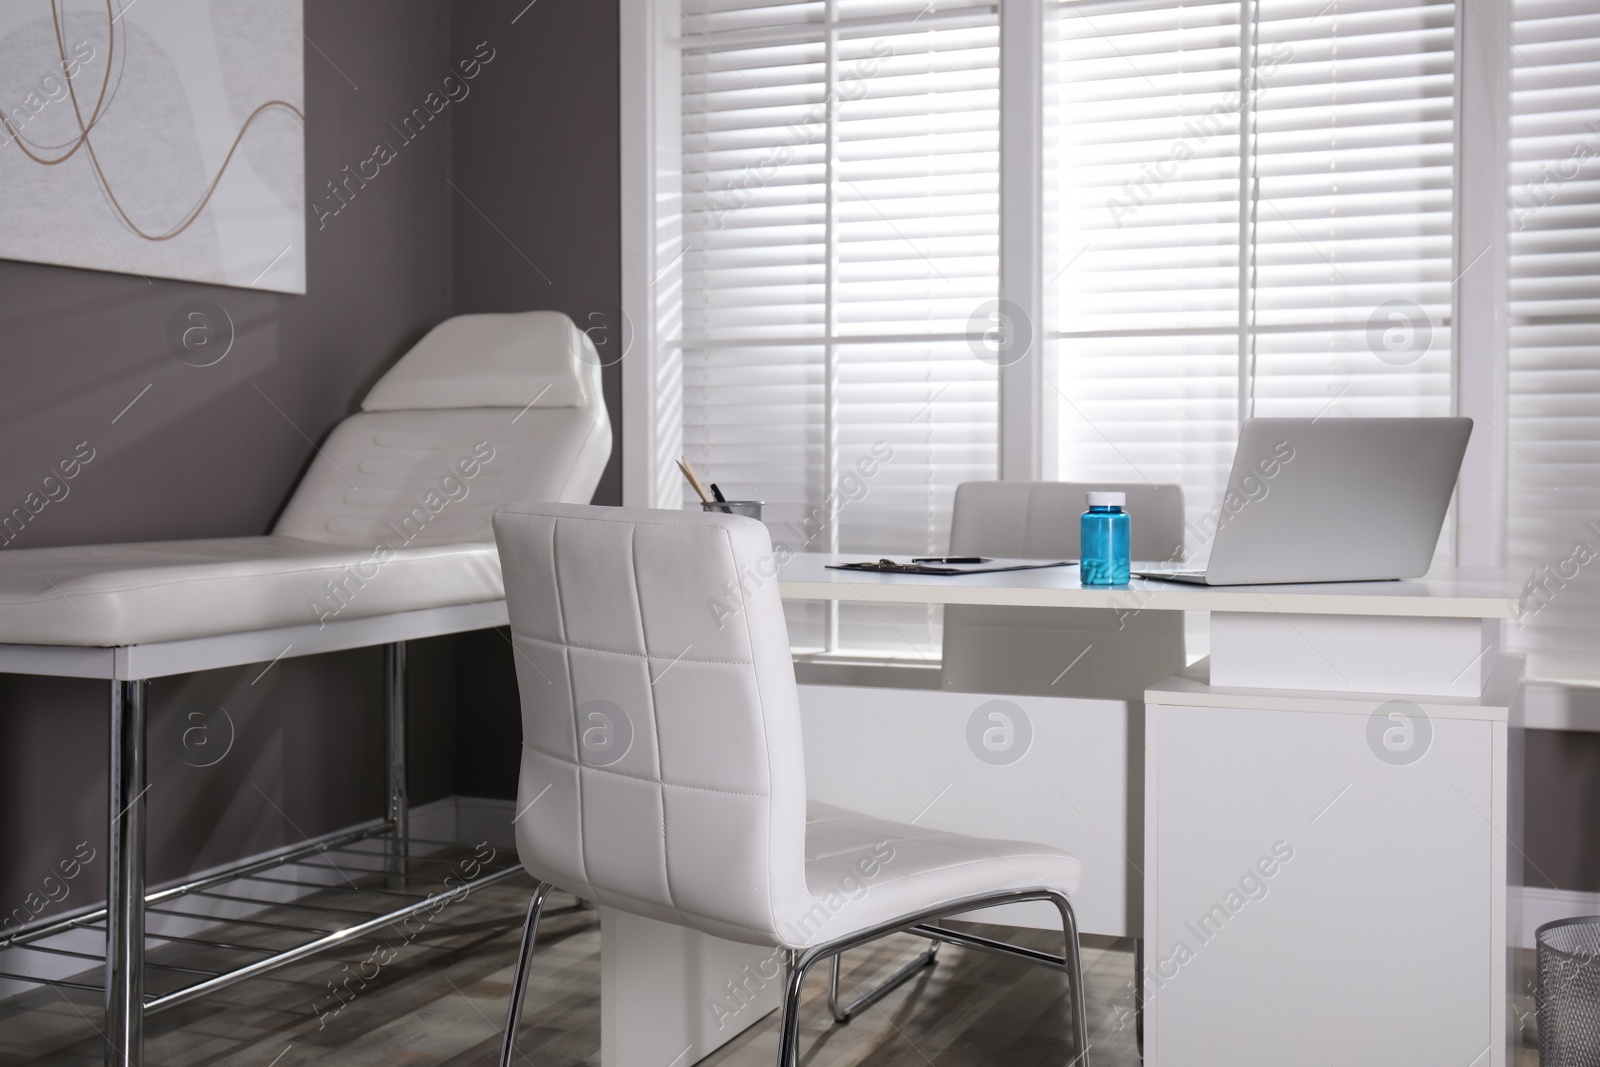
<box><xmin>1538</xmin><ymin>917</ymin><xmax>1600</xmax><ymax>1065</ymax></box>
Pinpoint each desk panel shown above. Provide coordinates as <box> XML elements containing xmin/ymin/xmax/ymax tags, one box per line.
<box><xmin>798</xmin><ymin>684</ymin><xmax>1138</xmax><ymax>937</ymax></box>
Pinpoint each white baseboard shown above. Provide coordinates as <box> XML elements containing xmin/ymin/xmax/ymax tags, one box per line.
<box><xmin>407</xmin><ymin>794</ymin><xmax>459</xmax><ymax>841</ymax></box>
<box><xmin>1513</xmin><ymin>885</ymin><xmax>1600</xmax><ymax>949</ymax></box>
<box><xmin>455</xmin><ymin>795</ymin><xmax>518</xmax><ymax>851</ymax></box>
<box><xmin>398</xmin><ymin>794</ymin><xmax>515</xmax><ymax>849</ymax></box>
<box><xmin>407</xmin><ymin>794</ymin><xmax>515</xmax><ymax>851</ymax></box>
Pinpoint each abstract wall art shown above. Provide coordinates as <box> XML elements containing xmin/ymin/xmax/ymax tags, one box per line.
<box><xmin>0</xmin><ymin>1</ymin><xmax>306</xmax><ymax>293</ymax></box>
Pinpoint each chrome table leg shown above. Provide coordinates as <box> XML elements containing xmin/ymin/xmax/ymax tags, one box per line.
<box><xmin>1134</xmin><ymin>935</ymin><xmax>1144</xmax><ymax>1053</ymax></box>
<box><xmin>385</xmin><ymin>642</ymin><xmax>409</xmax><ymax>885</ymax></box>
<box><xmin>105</xmin><ymin>677</ymin><xmax>147</xmax><ymax>1067</ymax></box>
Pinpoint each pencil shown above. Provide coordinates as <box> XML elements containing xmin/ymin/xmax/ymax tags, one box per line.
<box><xmin>677</xmin><ymin>458</ymin><xmax>712</xmax><ymax>503</ymax></box>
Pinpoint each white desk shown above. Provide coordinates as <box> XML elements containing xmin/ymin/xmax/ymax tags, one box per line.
<box><xmin>611</xmin><ymin>555</ymin><xmax>1527</xmax><ymax>1067</ymax></box>
<box><xmin>776</xmin><ymin>553</ymin><xmax>1524</xmax><ymax>618</ymax></box>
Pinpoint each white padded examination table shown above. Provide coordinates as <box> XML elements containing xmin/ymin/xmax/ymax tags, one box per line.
<box><xmin>0</xmin><ymin>310</ymin><xmax>611</xmax><ymax>1066</ymax></box>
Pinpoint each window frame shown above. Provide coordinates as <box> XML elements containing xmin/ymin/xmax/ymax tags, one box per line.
<box><xmin>622</xmin><ymin>0</ymin><xmax>1513</xmax><ymax>555</ymax></box>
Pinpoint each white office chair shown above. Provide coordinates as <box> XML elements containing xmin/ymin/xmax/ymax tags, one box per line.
<box><xmin>941</xmin><ymin>481</ymin><xmax>1187</xmax><ymax>700</ymax></box>
<box><xmin>492</xmin><ymin>503</ymin><xmax>1091</xmax><ymax>1067</ymax></box>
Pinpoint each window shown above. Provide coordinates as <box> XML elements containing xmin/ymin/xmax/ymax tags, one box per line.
<box><xmin>675</xmin><ymin>2</ymin><xmax>1001</xmax><ymax>654</ymax></box>
<box><xmin>625</xmin><ymin>0</ymin><xmax>1599</xmax><ymax>682</ymax></box>
<box><xmin>1507</xmin><ymin>0</ymin><xmax>1600</xmax><ymax>683</ymax></box>
<box><xmin>1048</xmin><ymin>0</ymin><xmax>1455</xmax><ymax>550</ymax></box>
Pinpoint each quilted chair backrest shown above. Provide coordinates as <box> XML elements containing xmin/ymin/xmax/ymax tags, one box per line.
<box><xmin>943</xmin><ymin>481</ymin><xmax>1187</xmax><ymax>701</ymax></box>
<box><xmin>274</xmin><ymin>312</ymin><xmax>611</xmax><ymax>548</ymax></box>
<box><xmin>949</xmin><ymin>481</ymin><xmax>1186</xmax><ymax>561</ymax></box>
<box><xmin>491</xmin><ymin>503</ymin><xmax>811</xmax><ymax>946</ymax></box>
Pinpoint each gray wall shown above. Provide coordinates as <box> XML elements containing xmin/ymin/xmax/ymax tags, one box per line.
<box><xmin>451</xmin><ymin>0</ymin><xmax>623</xmax><ymax>507</ymax></box>
<box><xmin>446</xmin><ymin>0</ymin><xmax>623</xmax><ymax>800</ymax></box>
<box><xmin>1526</xmin><ymin>728</ymin><xmax>1600</xmax><ymax>893</ymax></box>
<box><xmin>0</xmin><ymin>0</ymin><xmax>623</xmax><ymax>921</ymax></box>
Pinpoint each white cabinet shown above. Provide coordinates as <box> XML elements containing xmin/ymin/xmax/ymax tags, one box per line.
<box><xmin>1144</xmin><ymin>659</ymin><xmax>1522</xmax><ymax>1066</ymax></box>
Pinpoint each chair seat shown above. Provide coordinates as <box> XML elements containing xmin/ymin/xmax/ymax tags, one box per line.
<box><xmin>0</xmin><ymin>536</ymin><xmax>502</xmax><ymax>647</ymax></box>
<box><xmin>793</xmin><ymin>801</ymin><xmax>1082</xmax><ymax>949</ymax></box>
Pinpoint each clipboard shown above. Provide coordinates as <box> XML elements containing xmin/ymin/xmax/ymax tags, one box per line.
<box><xmin>825</xmin><ymin>557</ymin><xmax>1075</xmax><ymax>576</ymax></box>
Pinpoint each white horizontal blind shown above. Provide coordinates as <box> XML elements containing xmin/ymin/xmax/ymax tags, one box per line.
<box><xmin>1049</xmin><ymin>0</ymin><xmax>1243</xmax><ymax>551</ymax></box>
<box><xmin>1246</xmin><ymin>0</ymin><xmax>1455</xmax><ymax>419</ymax></box>
<box><xmin>1048</xmin><ymin>0</ymin><xmax>1453</xmax><ymax>555</ymax></box>
<box><xmin>1507</xmin><ymin>0</ymin><xmax>1600</xmax><ymax>683</ymax></box>
<box><xmin>678</xmin><ymin>2</ymin><xmax>1000</xmax><ymax>655</ymax></box>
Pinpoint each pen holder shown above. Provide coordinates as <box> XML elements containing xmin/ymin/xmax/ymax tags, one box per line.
<box><xmin>702</xmin><ymin>500</ymin><xmax>763</xmax><ymax>521</ymax></box>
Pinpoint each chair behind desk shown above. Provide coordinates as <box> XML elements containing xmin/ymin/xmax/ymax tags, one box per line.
<box><xmin>941</xmin><ymin>481</ymin><xmax>1186</xmax><ymax>700</ymax></box>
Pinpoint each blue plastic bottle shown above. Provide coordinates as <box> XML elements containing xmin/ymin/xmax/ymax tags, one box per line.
<box><xmin>1080</xmin><ymin>491</ymin><xmax>1130</xmax><ymax>586</ymax></box>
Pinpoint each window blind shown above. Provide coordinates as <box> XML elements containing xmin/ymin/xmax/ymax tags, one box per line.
<box><xmin>677</xmin><ymin>3</ymin><xmax>1000</xmax><ymax>655</ymax></box>
<box><xmin>1048</xmin><ymin>0</ymin><xmax>1454</xmax><ymax>554</ymax></box>
<box><xmin>1508</xmin><ymin>0</ymin><xmax>1600</xmax><ymax>683</ymax></box>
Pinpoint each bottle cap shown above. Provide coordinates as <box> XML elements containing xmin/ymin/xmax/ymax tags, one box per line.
<box><xmin>1086</xmin><ymin>491</ymin><xmax>1126</xmax><ymax>507</ymax></box>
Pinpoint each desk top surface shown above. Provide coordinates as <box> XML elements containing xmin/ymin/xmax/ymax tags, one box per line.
<box><xmin>775</xmin><ymin>553</ymin><xmax>1527</xmax><ymax>619</ymax></box>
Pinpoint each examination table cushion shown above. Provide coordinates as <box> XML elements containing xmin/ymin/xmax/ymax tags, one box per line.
<box><xmin>0</xmin><ymin>536</ymin><xmax>502</xmax><ymax>647</ymax></box>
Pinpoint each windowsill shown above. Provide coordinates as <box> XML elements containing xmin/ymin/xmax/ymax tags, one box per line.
<box><xmin>1524</xmin><ymin>680</ymin><xmax>1600</xmax><ymax>732</ymax></box>
<box><xmin>789</xmin><ymin>652</ymin><xmax>1600</xmax><ymax>732</ymax></box>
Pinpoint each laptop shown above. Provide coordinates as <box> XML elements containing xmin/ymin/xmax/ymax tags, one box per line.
<box><xmin>1134</xmin><ymin>416</ymin><xmax>1473</xmax><ymax>585</ymax></box>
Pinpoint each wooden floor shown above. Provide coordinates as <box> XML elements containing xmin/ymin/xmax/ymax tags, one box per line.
<box><xmin>1</xmin><ymin>873</ymin><xmax>1141</xmax><ymax>1067</ymax></box>
<box><xmin>0</xmin><ymin>874</ymin><xmax>1541</xmax><ymax>1066</ymax></box>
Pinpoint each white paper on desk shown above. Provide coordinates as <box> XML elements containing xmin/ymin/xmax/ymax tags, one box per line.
<box><xmin>829</xmin><ymin>557</ymin><xmax>1077</xmax><ymax>575</ymax></box>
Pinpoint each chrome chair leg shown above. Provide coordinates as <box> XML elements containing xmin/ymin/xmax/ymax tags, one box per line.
<box><xmin>826</xmin><ymin>939</ymin><xmax>939</xmax><ymax>1023</ymax></box>
<box><xmin>776</xmin><ymin>888</ymin><xmax>1091</xmax><ymax>1067</ymax></box>
<box><xmin>1046</xmin><ymin>890</ymin><xmax>1091</xmax><ymax>1064</ymax></box>
<box><xmin>500</xmin><ymin>882</ymin><xmax>553</xmax><ymax>1067</ymax></box>
<box><xmin>777</xmin><ymin>947</ymin><xmax>818</xmax><ymax>1067</ymax></box>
